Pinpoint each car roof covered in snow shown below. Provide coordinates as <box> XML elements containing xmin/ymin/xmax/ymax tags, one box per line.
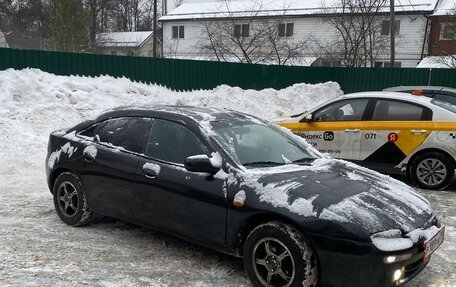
<box><xmin>68</xmin><ymin>105</ymin><xmax>263</xmax><ymax>134</ymax></box>
<box><xmin>94</xmin><ymin>105</ymin><xmax>261</xmax><ymax>123</ymax></box>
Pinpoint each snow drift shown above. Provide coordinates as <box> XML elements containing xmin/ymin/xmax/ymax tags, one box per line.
<box><xmin>0</xmin><ymin>68</ymin><xmax>342</xmax><ymax>178</ymax></box>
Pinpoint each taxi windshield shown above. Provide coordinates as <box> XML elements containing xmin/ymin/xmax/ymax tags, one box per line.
<box><xmin>211</xmin><ymin>121</ymin><xmax>318</xmax><ymax>168</ymax></box>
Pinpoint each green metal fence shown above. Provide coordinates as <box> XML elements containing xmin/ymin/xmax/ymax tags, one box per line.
<box><xmin>0</xmin><ymin>47</ymin><xmax>454</xmax><ymax>93</ymax></box>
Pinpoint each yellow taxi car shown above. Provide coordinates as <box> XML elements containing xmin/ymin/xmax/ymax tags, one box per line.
<box><xmin>277</xmin><ymin>91</ymin><xmax>456</xmax><ymax>190</ymax></box>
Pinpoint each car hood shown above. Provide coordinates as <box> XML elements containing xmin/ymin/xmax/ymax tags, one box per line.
<box><xmin>234</xmin><ymin>158</ymin><xmax>433</xmax><ymax>238</ymax></box>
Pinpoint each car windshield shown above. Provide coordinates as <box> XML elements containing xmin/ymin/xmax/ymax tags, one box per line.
<box><xmin>211</xmin><ymin>121</ymin><xmax>318</xmax><ymax>169</ymax></box>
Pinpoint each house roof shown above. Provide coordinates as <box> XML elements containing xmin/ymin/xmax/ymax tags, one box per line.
<box><xmin>417</xmin><ymin>55</ymin><xmax>456</xmax><ymax>68</ymax></box>
<box><xmin>160</xmin><ymin>0</ymin><xmax>438</xmax><ymax>21</ymax></box>
<box><xmin>432</xmin><ymin>0</ymin><xmax>455</xmax><ymax>15</ymax></box>
<box><xmin>96</xmin><ymin>31</ymin><xmax>153</xmax><ymax>48</ymax></box>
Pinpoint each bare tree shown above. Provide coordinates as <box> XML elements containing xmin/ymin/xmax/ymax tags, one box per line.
<box><xmin>85</xmin><ymin>0</ymin><xmax>111</xmax><ymax>46</ymax></box>
<box><xmin>318</xmin><ymin>0</ymin><xmax>390</xmax><ymax>67</ymax></box>
<box><xmin>195</xmin><ymin>0</ymin><xmax>314</xmax><ymax>65</ymax></box>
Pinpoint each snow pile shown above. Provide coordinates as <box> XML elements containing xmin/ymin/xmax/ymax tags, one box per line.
<box><xmin>48</xmin><ymin>142</ymin><xmax>78</xmax><ymax>169</ymax></box>
<box><xmin>371</xmin><ymin>229</ymin><xmax>414</xmax><ymax>252</ymax></box>
<box><xmin>0</xmin><ymin>68</ymin><xmax>341</xmax><ymax>178</ymax></box>
<box><xmin>83</xmin><ymin>145</ymin><xmax>98</xmax><ymax>159</ymax></box>
<box><xmin>371</xmin><ymin>225</ymin><xmax>442</xmax><ymax>252</ymax></box>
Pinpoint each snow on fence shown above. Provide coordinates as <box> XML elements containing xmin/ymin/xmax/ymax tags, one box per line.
<box><xmin>0</xmin><ymin>47</ymin><xmax>455</xmax><ymax>93</ymax></box>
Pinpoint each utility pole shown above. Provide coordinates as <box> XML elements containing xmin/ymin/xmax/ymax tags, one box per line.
<box><xmin>390</xmin><ymin>0</ymin><xmax>395</xmax><ymax>67</ymax></box>
<box><xmin>153</xmin><ymin>0</ymin><xmax>158</xmax><ymax>57</ymax></box>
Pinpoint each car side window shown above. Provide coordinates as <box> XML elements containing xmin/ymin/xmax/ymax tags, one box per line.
<box><xmin>372</xmin><ymin>100</ymin><xmax>427</xmax><ymax>121</ymax></box>
<box><xmin>78</xmin><ymin>122</ymin><xmax>103</xmax><ymax>138</ymax></box>
<box><xmin>145</xmin><ymin>119</ymin><xmax>210</xmax><ymax>164</ymax></box>
<box><xmin>313</xmin><ymin>99</ymin><xmax>369</xmax><ymax>122</ymax></box>
<box><xmin>96</xmin><ymin>117</ymin><xmax>152</xmax><ymax>153</ymax></box>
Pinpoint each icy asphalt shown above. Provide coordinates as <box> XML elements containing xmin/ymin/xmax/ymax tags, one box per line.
<box><xmin>0</xmin><ymin>173</ymin><xmax>454</xmax><ymax>287</ymax></box>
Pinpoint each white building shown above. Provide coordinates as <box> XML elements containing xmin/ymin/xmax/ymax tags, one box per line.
<box><xmin>96</xmin><ymin>31</ymin><xmax>155</xmax><ymax>57</ymax></box>
<box><xmin>160</xmin><ymin>0</ymin><xmax>439</xmax><ymax>67</ymax></box>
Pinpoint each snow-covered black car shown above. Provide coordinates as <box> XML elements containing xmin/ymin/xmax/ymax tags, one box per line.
<box><xmin>46</xmin><ymin>106</ymin><xmax>444</xmax><ymax>287</ymax></box>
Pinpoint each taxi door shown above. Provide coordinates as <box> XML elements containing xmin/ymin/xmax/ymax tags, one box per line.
<box><xmin>360</xmin><ymin>99</ymin><xmax>433</xmax><ymax>169</ymax></box>
<box><xmin>283</xmin><ymin>98</ymin><xmax>370</xmax><ymax>160</ymax></box>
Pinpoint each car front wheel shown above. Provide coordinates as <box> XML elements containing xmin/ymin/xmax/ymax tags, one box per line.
<box><xmin>53</xmin><ymin>172</ymin><xmax>94</xmax><ymax>226</ymax></box>
<box><xmin>410</xmin><ymin>152</ymin><xmax>454</xmax><ymax>190</ymax></box>
<box><xmin>243</xmin><ymin>221</ymin><xmax>318</xmax><ymax>287</ymax></box>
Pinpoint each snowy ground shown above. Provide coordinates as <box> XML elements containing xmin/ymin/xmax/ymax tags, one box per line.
<box><xmin>0</xmin><ymin>69</ymin><xmax>455</xmax><ymax>286</ymax></box>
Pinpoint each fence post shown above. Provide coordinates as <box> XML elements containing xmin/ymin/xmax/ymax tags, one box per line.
<box><xmin>427</xmin><ymin>68</ymin><xmax>432</xmax><ymax>86</ymax></box>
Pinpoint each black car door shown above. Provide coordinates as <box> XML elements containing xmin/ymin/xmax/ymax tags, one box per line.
<box><xmin>134</xmin><ymin>118</ymin><xmax>227</xmax><ymax>247</ymax></box>
<box><xmin>79</xmin><ymin>117</ymin><xmax>152</xmax><ymax>221</ymax></box>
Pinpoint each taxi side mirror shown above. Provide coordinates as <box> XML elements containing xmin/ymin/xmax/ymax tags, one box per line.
<box><xmin>300</xmin><ymin>114</ymin><xmax>313</xmax><ymax>122</ymax></box>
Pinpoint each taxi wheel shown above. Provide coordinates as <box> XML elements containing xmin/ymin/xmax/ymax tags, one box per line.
<box><xmin>410</xmin><ymin>152</ymin><xmax>454</xmax><ymax>190</ymax></box>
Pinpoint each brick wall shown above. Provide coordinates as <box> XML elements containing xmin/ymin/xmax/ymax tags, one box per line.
<box><xmin>429</xmin><ymin>15</ymin><xmax>456</xmax><ymax>55</ymax></box>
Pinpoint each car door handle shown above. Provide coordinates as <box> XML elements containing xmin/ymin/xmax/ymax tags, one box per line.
<box><xmin>344</xmin><ymin>129</ymin><xmax>360</xmax><ymax>133</ymax></box>
<box><xmin>83</xmin><ymin>152</ymin><xmax>95</xmax><ymax>162</ymax></box>
<box><xmin>143</xmin><ymin>166</ymin><xmax>158</xmax><ymax>179</ymax></box>
<box><xmin>410</xmin><ymin>129</ymin><xmax>428</xmax><ymax>135</ymax></box>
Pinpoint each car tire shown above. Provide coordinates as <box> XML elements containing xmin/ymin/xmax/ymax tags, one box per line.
<box><xmin>243</xmin><ymin>221</ymin><xmax>318</xmax><ymax>287</ymax></box>
<box><xmin>410</xmin><ymin>152</ymin><xmax>454</xmax><ymax>190</ymax></box>
<box><xmin>53</xmin><ymin>172</ymin><xmax>94</xmax><ymax>226</ymax></box>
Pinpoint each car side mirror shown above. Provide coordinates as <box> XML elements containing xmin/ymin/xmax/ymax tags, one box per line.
<box><xmin>300</xmin><ymin>114</ymin><xmax>313</xmax><ymax>122</ymax></box>
<box><xmin>184</xmin><ymin>155</ymin><xmax>220</xmax><ymax>175</ymax></box>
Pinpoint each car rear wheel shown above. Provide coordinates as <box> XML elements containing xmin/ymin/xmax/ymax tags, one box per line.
<box><xmin>53</xmin><ymin>172</ymin><xmax>94</xmax><ymax>226</ymax></box>
<box><xmin>410</xmin><ymin>152</ymin><xmax>454</xmax><ymax>190</ymax></box>
<box><xmin>243</xmin><ymin>221</ymin><xmax>318</xmax><ymax>287</ymax></box>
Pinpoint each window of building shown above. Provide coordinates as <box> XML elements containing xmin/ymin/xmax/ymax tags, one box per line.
<box><xmin>234</xmin><ymin>24</ymin><xmax>250</xmax><ymax>38</ymax></box>
<box><xmin>381</xmin><ymin>20</ymin><xmax>400</xmax><ymax>35</ymax></box>
<box><xmin>110</xmin><ymin>50</ymin><xmax>117</xmax><ymax>55</ymax></box>
<box><xmin>145</xmin><ymin>119</ymin><xmax>210</xmax><ymax>164</ymax></box>
<box><xmin>441</xmin><ymin>23</ymin><xmax>456</xmax><ymax>40</ymax></box>
<box><xmin>278</xmin><ymin>23</ymin><xmax>294</xmax><ymax>37</ymax></box>
<box><xmin>172</xmin><ymin>26</ymin><xmax>185</xmax><ymax>39</ymax></box>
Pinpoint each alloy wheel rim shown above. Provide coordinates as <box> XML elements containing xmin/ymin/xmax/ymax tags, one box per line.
<box><xmin>417</xmin><ymin>158</ymin><xmax>447</xmax><ymax>186</ymax></box>
<box><xmin>57</xmin><ymin>181</ymin><xmax>79</xmax><ymax>217</ymax></box>
<box><xmin>252</xmin><ymin>237</ymin><xmax>296</xmax><ymax>287</ymax></box>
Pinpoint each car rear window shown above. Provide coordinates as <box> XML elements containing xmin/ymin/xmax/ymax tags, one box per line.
<box><xmin>96</xmin><ymin>117</ymin><xmax>152</xmax><ymax>153</ymax></box>
<box><xmin>372</xmin><ymin>100</ymin><xmax>429</xmax><ymax>121</ymax></box>
<box><xmin>431</xmin><ymin>98</ymin><xmax>456</xmax><ymax>114</ymax></box>
<box><xmin>78</xmin><ymin>122</ymin><xmax>103</xmax><ymax>138</ymax></box>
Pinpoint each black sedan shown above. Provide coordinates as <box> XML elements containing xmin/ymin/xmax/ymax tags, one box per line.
<box><xmin>45</xmin><ymin>106</ymin><xmax>444</xmax><ymax>287</ymax></box>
